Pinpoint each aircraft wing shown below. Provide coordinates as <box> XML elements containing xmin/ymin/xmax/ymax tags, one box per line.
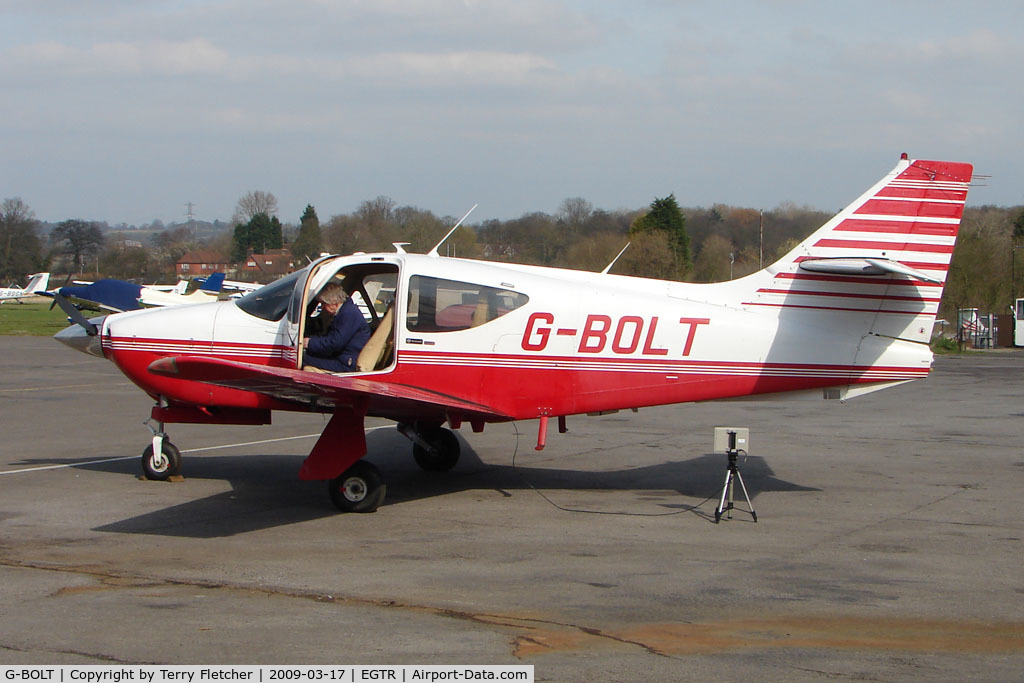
<box><xmin>43</xmin><ymin>280</ymin><xmax>144</xmax><ymax>314</ymax></box>
<box><xmin>148</xmin><ymin>355</ymin><xmax>509</xmax><ymax>423</ymax></box>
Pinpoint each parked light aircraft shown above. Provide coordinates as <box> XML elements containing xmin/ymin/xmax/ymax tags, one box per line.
<box><xmin>54</xmin><ymin>155</ymin><xmax>973</xmax><ymax>512</ymax></box>
<box><xmin>194</xmin><ymin>275</ymin><xmax>260</xmax><ymax>296</ymax></box>
<box><xmin>45</xmin><ymin>273</ymin><xmax>227</xmax><ymax>317</ymax></box>
<box><xmin>0</xmin><ymin>273</ymin><xmax>50</xmax><ymax>303</ymax></box>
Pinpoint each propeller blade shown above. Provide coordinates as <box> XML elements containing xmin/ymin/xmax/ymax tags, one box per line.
<box><xmin>53</xmin><ymin>293</ymin><xmax>98</xmax><ymax>336</ymax></box>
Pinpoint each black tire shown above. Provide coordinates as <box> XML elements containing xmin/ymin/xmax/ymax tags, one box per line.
<box><xmin>412</xmin><ymin>427</ymin><xmax>461</xmax><ymax>471</ymax></box>
<box><xmin>328</xmin><ymin>460</ymin><xmax>386</xmax><ymax>513</ymax></box>
<box><xmin>141</xmin><ymin>441</ymin><xmax>182</xmax><ymax>481</ymax></box>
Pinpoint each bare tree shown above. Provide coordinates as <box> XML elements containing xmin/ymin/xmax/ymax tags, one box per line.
<box><xmin>51</xmin><ymin>219</ymin><xmax>104</xmax><ymax>274</ymax></box>
<box><xmin>2</xmin><ymin>197</ymin><xmax>33</xmax><ymax>225</ymax></box>
<box><xmin>233</xmin><ymin>191</ymin><xmax>279</xmax><ymax>224</ymax></box>
<box><xmin>558</xmin><ymin>197</ymin><xmax>593</xmax><ymax>234</ymax></box>
<box><xmin>0</xmin><ymin>198</ymin><xmax>42</xmax><ymax>281</ymax></box>
<box><xmin>358</xmin><ymin>196</ymin><xmax>396</xmax><ymax>227</ymax></box>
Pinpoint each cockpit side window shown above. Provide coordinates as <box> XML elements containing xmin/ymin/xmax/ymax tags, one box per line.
<box><xmin>234</xmin><ymin>270</ymin><xmax>305</xmax><ymax>322</ymax></box>
<box><xmin>406</xmin><ymin>275</ymin><xmax>528</xmax><ymax>332</ymax></box>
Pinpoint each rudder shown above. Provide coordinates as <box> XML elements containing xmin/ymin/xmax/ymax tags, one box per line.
<box><xmin>748</xmin><ymin>155</ymin><xmax>973</xmax><ymax>344</ymax></box>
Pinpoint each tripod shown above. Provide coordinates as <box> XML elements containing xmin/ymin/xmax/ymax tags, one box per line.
<box><xmin>714</xmin><ymin>432</ymin><xmax>757</xmax><ymax>523</ymax></box>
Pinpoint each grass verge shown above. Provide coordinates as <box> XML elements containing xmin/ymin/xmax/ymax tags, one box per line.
<box><xmin>0</xmin><ymin>298</ymin><xmax>75</xmax><ymax>336</ymax></box>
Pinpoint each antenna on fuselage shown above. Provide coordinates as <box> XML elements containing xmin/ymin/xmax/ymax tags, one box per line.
<box><xmin>600</xmin><ymin>242</ymin><xmax>631</xmax><ymax>274</ymax></box>
<box><xmin>428</xmin><ymin>204</ymin><xmax>478</xmax><ymax>258</ymax></box>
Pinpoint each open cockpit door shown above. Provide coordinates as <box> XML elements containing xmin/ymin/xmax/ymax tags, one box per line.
<box><xmin>289</xmin><ymin>256</ymin><xmax>401</xmax><ymax>374</ymax></box>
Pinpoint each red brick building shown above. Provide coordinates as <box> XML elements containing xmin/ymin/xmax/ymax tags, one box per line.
<box><xmin>239</xmin><ymin>248</ymin><xmax>294</xmax><ymax>278</ymax></box>
<box><xmin>176</xmin><ymin>250</ymin><xmax>229</xmax><ymax>278</ymax></box>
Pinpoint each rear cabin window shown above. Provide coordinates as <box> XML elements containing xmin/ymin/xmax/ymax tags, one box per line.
<box><xmin>406</xmin><ymin>276</ymin><xmax>528</xmax><ymax>332</ymax></box>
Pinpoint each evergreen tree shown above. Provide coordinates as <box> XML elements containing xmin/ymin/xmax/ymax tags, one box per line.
<box><xmin>629</xmin><ymin>194</ymin><xmax>691</xmax><ymax>277</ymax></box>
<box><xmin>1013</xmin><ymin>209</ymin><xmax>1024</xmax><ymax>239</ymax></box>
<box><xmin>291</xmin><ymin>204</ymin><xmax>322</xmax><ymax>264</ymax></box>
<box><xmin>231</xmin><ymin>212</ymin><xmax>283</xmax><ymax>262</ymax></box>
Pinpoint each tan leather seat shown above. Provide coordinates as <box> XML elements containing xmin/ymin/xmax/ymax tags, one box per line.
<box><xmin>356</xmin><ymin>305</ymin><xmax>394</xmax><ymax>372</ymax></box>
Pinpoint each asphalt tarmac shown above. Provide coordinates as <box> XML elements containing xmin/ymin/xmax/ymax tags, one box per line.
<box><xmin>1</xmin><ymin>336</ymin><xmax>1022</xmax><ymax>680</ymax></box>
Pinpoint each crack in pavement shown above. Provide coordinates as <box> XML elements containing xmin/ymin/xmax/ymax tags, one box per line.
<box><xmin>0</xmin><ymin>557</ymin><xmax>660</xmax><ymax>660</ymax></box>
<box><xmin>5</xmin><ymin>557</ymin><xmax>1023</xmax><ymax>660</ymax></box>
<box><xmin>1</xmin><ymin>639</ymin><xmax>148</xmax><ymax>664</ymax></box>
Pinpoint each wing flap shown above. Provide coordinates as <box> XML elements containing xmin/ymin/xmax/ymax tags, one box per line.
<box><xmin>148</xmin><ymin>355</ymin><xmax>507</xmax><ymax>420</ymax></box>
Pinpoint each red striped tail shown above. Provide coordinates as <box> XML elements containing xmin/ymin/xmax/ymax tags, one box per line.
<box><xmin>749</xmin><ymin>156</ymin><xmax>973</xmax><ymax>343</ymax></box>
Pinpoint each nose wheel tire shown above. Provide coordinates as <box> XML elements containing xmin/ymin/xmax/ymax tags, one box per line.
<box><xmin>141</xmin><ymin>441</ymin><xmax>182</xmax><ymax>480</ymax></box>
<box><xmin>328</xmin><ymin>460</ymin><xmax>386</xmax><ymax>513</ymax></box>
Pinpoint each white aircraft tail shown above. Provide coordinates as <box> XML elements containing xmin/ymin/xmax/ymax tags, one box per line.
<box><xmin>25</xmin><ymin>272</ymin><xmax>50</xmax><ymax>294</ymax></box>
<box><xmin>740</xmin><ymin>155</ymin><xmax>973</xmax><ymax>345</ymax></box>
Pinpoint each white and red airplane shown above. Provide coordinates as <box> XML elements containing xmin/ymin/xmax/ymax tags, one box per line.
<box><xmin>54</xmin><ymin>155</ymin><xmax>973</xmax><ymax>512</ymax></box>
<box><xmin>0</xmin><ymin>272</ymin><xmax>50</xmax><ymax>303</ymax></box>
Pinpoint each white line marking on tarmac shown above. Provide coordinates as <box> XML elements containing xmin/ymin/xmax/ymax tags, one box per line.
<box><xmin>0</xmin><ymin>382</ymin><xmax>133</xmax><ymax>393</ymax></box>
<box><xmin>0</xmin><ymin>425</ymin><xmax>394</xmax><ymax>476</ymax></box>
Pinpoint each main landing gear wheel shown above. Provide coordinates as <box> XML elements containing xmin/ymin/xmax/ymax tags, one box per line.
<box><xmin>328</xmin><ymin>461</ymin><xmax>386</xmax><ymax>513</ymax></box>
<box><xmin>412</xmin><ymin>426</ymin><xmax>461</xmax><ymax>472</ymax></box>
<box><xmin>141</xmin><ymin>441</ymin><xmax>182</xmax><ymax>481</ymax></box>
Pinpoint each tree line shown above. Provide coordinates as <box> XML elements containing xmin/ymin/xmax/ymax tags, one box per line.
<box><xmin>3</xmin><ymin>191</ymin><xmax>1023</xmax><ymax>325</ymax></box>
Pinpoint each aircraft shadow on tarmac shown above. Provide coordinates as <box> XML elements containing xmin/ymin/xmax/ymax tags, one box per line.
<box><xmin>76</xmin><ymin>428</ymin><xmax>818</xmax><ymax>538</ymax></box>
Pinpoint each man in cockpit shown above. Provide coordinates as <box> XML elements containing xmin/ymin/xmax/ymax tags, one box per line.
<box><xmin>302</xmin><ymin>283</ymin><xmax>370</xmax><ymax>372</ymax></box>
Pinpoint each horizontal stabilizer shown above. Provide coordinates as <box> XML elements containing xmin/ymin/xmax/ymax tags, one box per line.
<box><xmin>799</xmin><ymin>257</ymin><xmax>942</xmax><ymax>284</ymax></box>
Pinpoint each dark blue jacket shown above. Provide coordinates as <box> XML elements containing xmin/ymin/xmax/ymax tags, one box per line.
<box><xmin>304</xmin><ymin>299</ymin><xmax>371</xmax><ymax>372</ymax></box>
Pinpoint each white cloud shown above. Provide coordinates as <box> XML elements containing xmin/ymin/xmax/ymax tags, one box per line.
<box><xmin>2</xmin><ymin>36</ymin><xmax>560</xmax><ymax>89</ymax></box>
<box><xmin>4</xmin><ymin>38</ymin><xmax>230</xmax><ymax>77</ymax></box>
<box><xmin>344</xmin><ymin>50</ymin><xmax>558</xmax><ymax>86</ymax></box>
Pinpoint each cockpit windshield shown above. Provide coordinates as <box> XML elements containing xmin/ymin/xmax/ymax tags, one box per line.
<box><xmin>234</xmin><ymin>269</ymin><xmax>306</xmax><ymax>321</ymax></box>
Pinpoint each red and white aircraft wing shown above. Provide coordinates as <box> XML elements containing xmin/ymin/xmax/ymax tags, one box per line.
<box><xmin>148</xmin><ymin>354</ymin><xmax>508</xmax><ymax>422</ymax></box>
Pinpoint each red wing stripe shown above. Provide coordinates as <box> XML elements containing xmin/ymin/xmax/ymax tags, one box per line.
<box><xmin>898</xmin><ymin>260</ymin><xmax>949</xmax><ymax>272</ymax></box>
<box><xmin>835</xmin><ymin>218</ymin><xmax>957</xmax><ymax>236</ymax></box>
<box><xmin>813</xmin><ymin>239</ymin><xmax>954</xmax><ymax>254</ymax></box>
<box><xmin>775</xmin><ymin>272</ymin><xmax>942</xmax><ymax>287</ymax></box>
<box><xmin>744</xmin><ymin>302</ymin><xmax>933</xmax><ymax>316</ymax></box>
<box><xmin>855</xmin><ymin>199</ymin><xmax>964</xmax><ymax>220</ymax></box>
<box><xmin>757</xmin><ymin>288</ymin><xmax>940</xmax><ymax>303</ymax></box>
<box><xmin>876</xmin><ymin>186</ymin><xmax>968</xmax><ymax>201</ymax></box>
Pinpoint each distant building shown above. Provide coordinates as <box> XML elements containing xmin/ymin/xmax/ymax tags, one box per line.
<box><xmin>239</xmin><ymin>248</ymin><xmax>294</xmax><ymax>279</ymax></box>
<box><xmin>176</xmin><ymin>250</ymin><xmax>229</xmax><ymax>278</ymax></box>
<box><xmin>480</xmin><ymin>243</ymin><xmax>517</xmax><ymax>259</ymax></box>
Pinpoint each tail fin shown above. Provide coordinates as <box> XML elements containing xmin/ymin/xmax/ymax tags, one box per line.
<box><xmin>199</xmin><ymin>272</ymin><xmax>225</xmax><ymax>293</ymax></box>
<box><xmin>25</xmin><ymin>272</ymin><xmax>50</xmax><ymax>293</ymax></box>
<box><xmin>747</xmin><ymin>156</ymin><xmax>973</xmax><ymax>343</ymax></box>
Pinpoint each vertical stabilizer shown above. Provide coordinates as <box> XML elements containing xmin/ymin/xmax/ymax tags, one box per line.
<box><xmin>199</xmin><ymin>272</ymin><xmax>226</xmax><ymax>293</ymax></box>
<box><xmin>747</xmin><ymin>156</ymin><xmax>973</xmax><ymax>344</ymax></box>
<box><xmin>25</xmin><ymin>272</ymin><xmax>50</xmax><ymax>294</ymax></box>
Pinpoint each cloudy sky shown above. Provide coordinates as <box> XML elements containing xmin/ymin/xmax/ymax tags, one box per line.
<box><xmin>1</xmin><ymin>0</ymin><xmax>1020</xmax><ymax>227</ymax></box>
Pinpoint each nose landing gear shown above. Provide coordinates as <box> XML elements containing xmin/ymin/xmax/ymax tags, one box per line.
<box><xmin>327</xmin><ymin>460</ymin><xmax>386</xmax><ymax>513</ymax></box>
<box><xmin>142</xmin><ymin>417</ymin><xmax>182</xmax><ymax>480</ymax></box>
